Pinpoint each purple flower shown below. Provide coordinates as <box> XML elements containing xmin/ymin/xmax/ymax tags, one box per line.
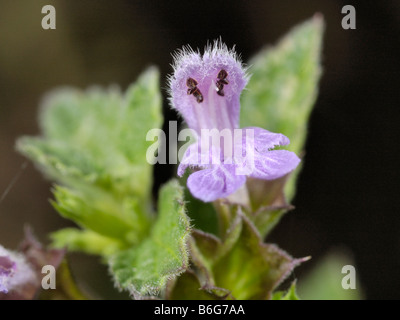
<box><xmin>0</xmin><ymin>245</ymin><xmax>37</xmax><ymax>294</ymax></box>
<box><xmin>169</xmin><ymin>41</ymin><xmax>300</xmax><ymax>202</ymax></box>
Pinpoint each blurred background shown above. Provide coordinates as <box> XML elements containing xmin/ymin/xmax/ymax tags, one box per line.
<box><xmin>0</xmin><ymin>0</ymin><xmax>399</xmax><ymax>299</ymax></box>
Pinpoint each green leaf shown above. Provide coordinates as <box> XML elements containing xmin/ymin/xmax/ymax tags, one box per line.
<box><xmin>246</xmin><ymin>176</ymin><xmax>294</xmax><ymax>237</ymax></box>
<box><xmin>121</xmin><ymin>67</ymin><xmax>163</xmax><ymax>169</ymax></box>
<box><xmin>51</xmin><ymin>228</ymin><xmax>127</xmax><ymax>257</ymax></box>
<box><xmin>171</xmin><ymin>210</ymin><xmax>303</xmax><ymax>300</ymax></box>
<box><xmin>241</xmin><ymin>15</ymin><xmax>324</xmax><ymax>201</ymax></box>
<box><xmin>241</xmin><ymin>15</ymin><xmax>323</xmax><ymax>155</ymax></box>
<box><xmin>110</xmin><ymin>180</ymin><xmax>191</xmax><ymax>298</ymax></box>
<box><xmin>212</xmin><ymin>213</ymin><xmax>302</xmax><ymax>300</ymax></box>
<box><xmin>17</xmin><ymin>67</ymin><xmax>163</xmax><ymax>255</ymax></box>
<box><xmin>17</xmin><ymin>67</ymin><xmax>162</xmax><ymax>201</ymax></box>
<box><xmin>51</xmin><ymin>186</ymin><xmax>145</xmax><ymax>241</ymax></box>
<box><xmin>166</xmin><ymin>264</ymin><xmax>233</xmax><ymax>300</ymax></box>
<box><xmin>167</xmin><ymin>271</ymin><xmax>224</xmax><ymax>300</ymax></box>
<box><xmin>166</xmin><ymin>214</ymin><xmax>242</xmax><ymax>300</ymax></box>
<box><xmin>191</xmin><ymin>229</ymin><xmax>222</xmax><ymax>263</ymax></box>
<box><xmin>298</xmin><ymin>250</ymin><xmax>363</xmax><ymax>300</ymax></box>
<box><xmin>272</xmin><ymin>281</ymin><xmax>300</xmax><ymax>300</ymax></box>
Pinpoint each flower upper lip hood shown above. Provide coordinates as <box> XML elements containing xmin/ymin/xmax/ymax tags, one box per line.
<box><xmin>169</xmin><ymin>41</ymin><xmax>249</xmax><ymax>134</ymax></box>
<box><xmin>169</xmin><ymin>40</ymin><xmax>301</xmax><ymax>203</ymax></box>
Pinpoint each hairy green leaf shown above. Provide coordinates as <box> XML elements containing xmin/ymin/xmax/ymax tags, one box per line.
<box><xmin>110</xmin><ymin>180</ymin><xmax>191</xmax><ymax>298</ymax></box>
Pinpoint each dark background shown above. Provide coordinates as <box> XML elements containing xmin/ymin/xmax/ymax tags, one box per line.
<box><xmin>0</xmin><ymin>0</ymin><xmax>399</xmax><ymax>299</ymax></box>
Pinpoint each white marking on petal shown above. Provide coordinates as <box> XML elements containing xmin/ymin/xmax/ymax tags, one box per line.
<box><xmin>207</xmin><ymin>83</ymin><xmax>219</xmax><ymax>129</ymax></box>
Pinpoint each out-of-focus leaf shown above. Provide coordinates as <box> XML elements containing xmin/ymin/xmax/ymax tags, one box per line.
<box><xmin>241</xmin><ymin>15</ymin><xmax>323</xmax><ymax>158</ymax></box>
<box><xmin>17</xmin><ymin>67</ymin><xmax>162</xmax><ymax>253</ymax></box>
<box><xmin>110</xmin><ymin>180</ymin><xmax>191</xmax><ymax>298</ymax></box>
<box><xmin>17</xmin><ymin>67</ymin><xmax>162</xmax><ymax>200</ymax></box>
<box><xmin>52</xmin><ymin>186</ymin><xmax>134</xmax><ymax>240</ymax></box>
<box><xmin>242</xmin><ymin>15</ymin><xmax>323</xmax><ymax>202</ymax></box>
<box><xmin>298</xmin><ymin>250</ymin><xmax>363</xmax><ymax>300</ymax></box>
<box><xmin>51</xmin><ymin>228</ymin><xmax>127</xmax><ymax>257</ymax></box>
<box><xmin>51</xmin><ymin>185</ymin><xmax>150</xmax><ymax>245</ymax></box>
<box><xmin>240</xmin><ymin>15</ymin><xmax>324</xmax><ymax>237</ymax></box>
